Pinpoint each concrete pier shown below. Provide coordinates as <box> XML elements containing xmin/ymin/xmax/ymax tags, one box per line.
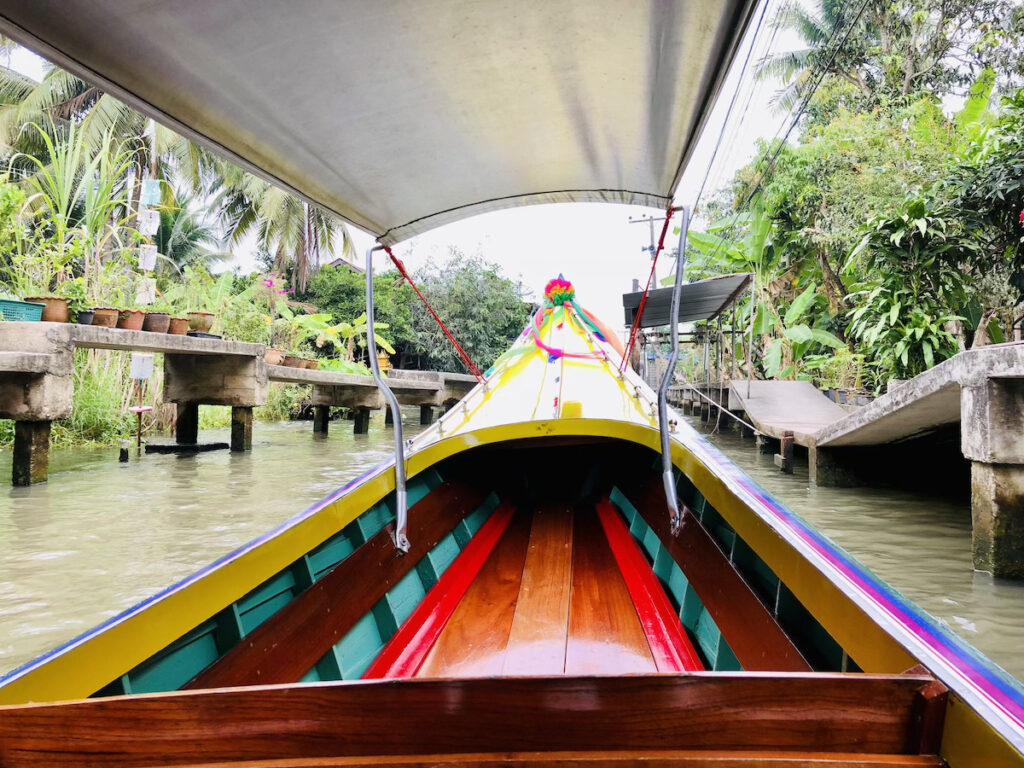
<box><xmin>12</xmin><ymin>421</ymin><xmax>51</xmax><ymax>486</ymax></box>
<box><xmin>176</xmin><ymin>403</ymin><xmax>199</xmax><ymax>445</ymax></box>
<box><xmin>313</xmin><ymin>405</ymin><xmax>330</xmax><ymax>434</ymax></box>
<box><xmin>0</xmin><ymin>321</ymin><xmax>479</xmax><ymax>484</ymax></box>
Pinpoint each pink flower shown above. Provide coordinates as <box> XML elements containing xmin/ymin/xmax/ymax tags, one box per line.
<box><xmin>1019</xmin><ymin>209</ymin><xmax>1024</xmax><ymax>227</ymax></box>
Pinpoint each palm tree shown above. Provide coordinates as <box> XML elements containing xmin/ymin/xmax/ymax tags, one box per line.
<box><xmin>754</xmin><ymin>0</ymin><xmax>872</xmax><ymax>112</ymax></box>
<box><xmin>212</xmin><ymin>161</ymin><xmax>355</xmax><ymax>293</ymax></box>
<box><xmin>153</xmin><ymin>191</ymin><xmax>230</xmax><ymax>274</ymax></box>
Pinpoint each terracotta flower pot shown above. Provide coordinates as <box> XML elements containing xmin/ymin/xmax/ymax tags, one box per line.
<box><xmin>265</xmin><ymin>348</ymin><xmax>286</xmax><ymax>366</ymax></box>
<box><xmin>117</xmin><ymin>309</ymin><xmax>146</xmax><ymax>331</ymax></box>
<box><xmin>283</xmin><ymin>354</ymin><xmax>304</xmax><ymax>368</ymax></box>
<box><xmin>91</xmin><ymin>307</ymin><xmax>119</xmax><ymax>328</ymax></box>
<box><xmin>24</xmin><ymin>296</ymin><xmax>70</xmax><ymax>323</ymax></box>
<box><xmin>142</xmin><ymin>311</ymin><xmax>171</xmax><ymax>333</ymax></box>
<box><xmin>303</xmin><ymin>358</ymin><xmax>319</xmax><ymax>370</ymax></box>
<box><xmin>187</xmin><ymin>311</ymin><xmax>215</xmax><ymax>333</ymax></box>
<box><xmin>168</xmin><ymin>317</ymin><xmax>190</xmax><ymax>335</ymax></box>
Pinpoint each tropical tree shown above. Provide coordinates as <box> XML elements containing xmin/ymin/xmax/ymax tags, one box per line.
<box><xmin>152</xmin><ymin>191</ymin><xmax>229</xmax><ymax>274</ymax></box>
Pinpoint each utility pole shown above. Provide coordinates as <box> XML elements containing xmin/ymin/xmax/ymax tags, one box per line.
<box><xmin>628</xmin><ymin>212</ymin><xmax>673</xmax><ymax>286</ymax></box>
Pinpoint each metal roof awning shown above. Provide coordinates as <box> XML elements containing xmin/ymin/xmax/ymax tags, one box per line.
<box><xmin>622</xmin><ymin>273</ymin><xmax>753</xmax><ymax>327</ymax></box>
<box><xmin>0</xmin><ymin>1</ymin><xmax>757</xmax><ymax>245</ymax></box>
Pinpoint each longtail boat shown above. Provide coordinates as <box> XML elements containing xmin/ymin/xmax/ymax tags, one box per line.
<box><xmin>1</xmin><ymin>2</ymin><xmax>1024</xmax><ymax>766</ymax></box>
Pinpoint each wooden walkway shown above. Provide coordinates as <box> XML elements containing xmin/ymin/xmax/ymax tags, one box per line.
<box><xmin>728</xmin><ymin>380</ymin><xmax>847</xmax><ymax>446</ymax></box>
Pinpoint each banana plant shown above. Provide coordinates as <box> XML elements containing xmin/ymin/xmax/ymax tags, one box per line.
<box><xmin>760</xmin><ymin>281</ymin><xmax>846</xmax><ymax>379</ymax></box>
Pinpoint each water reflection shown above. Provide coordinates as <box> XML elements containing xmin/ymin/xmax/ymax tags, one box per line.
<box><xmin>0</xmin><ymin>412</ymin><xmax>422</xmax><ymax>675</ymax></box>
<box><xmin>695</xmin><ymin>419</ymin><xmax>1024</xmax><ymax>680</ymax></box>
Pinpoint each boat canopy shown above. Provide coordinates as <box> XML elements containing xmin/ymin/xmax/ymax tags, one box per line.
<box><xmin>0</xmin><ymin>1</ymin><xmax>756</xmax><ymax>245</ymax></box>
<box><xmin>623</xmin><ymin>272</ymin><xmax>753</xmax><ymax>327</ymax></box>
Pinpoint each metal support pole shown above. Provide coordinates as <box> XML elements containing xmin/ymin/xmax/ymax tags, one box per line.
<box><xmin>366</xmin><ymin>244</ymin><xmax>409</xmax><ymax>553</ymax></box>
<box><xmin>659</xmin><ymin>206</ymin><xmax>690</xmax><ymax>535</ymax></box>
<box><xmin>747</xmin><ymin>281</ymin><xmax>756</xmax><ymax>399</ymax></box>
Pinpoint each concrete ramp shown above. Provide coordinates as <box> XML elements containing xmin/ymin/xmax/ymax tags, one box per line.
<box><xmin>728</xmin><ymin>380</ymin><xmax>847</xmax><ymax>445</ymax></box>
<box><xmin>816</xmin><ymin>342</ymin><xmax>1024</xmax><ymax>448</ymax></box>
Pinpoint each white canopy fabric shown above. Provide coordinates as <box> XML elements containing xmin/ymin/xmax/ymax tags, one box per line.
<box><xmin>0</xmin><ymin>1</ymin><xmax>756</xmax><ymax>245</ymax></box>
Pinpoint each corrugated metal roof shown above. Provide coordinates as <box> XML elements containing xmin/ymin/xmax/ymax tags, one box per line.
<box><xmin>622</xmin><ymin>273</ymin><xmax>753</xmax><ymax>327</ymax></box>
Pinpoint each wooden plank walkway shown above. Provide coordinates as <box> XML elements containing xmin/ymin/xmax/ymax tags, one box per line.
<box><xmin>728</xmin><ymin>380</ymin><xmax>847</xmax><ymax>446</ymax></box>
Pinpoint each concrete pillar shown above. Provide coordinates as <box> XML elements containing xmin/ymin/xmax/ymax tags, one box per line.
<box><xmin>385</xmin><ymin>407</ymin><xmax>394</xmax><ymax>426</ymax></box>
<box><xmin>809</xmin><ymin>446</ymin><xmax>861</xmax><ymax>487</ymax></box>
<box><xmin>971</xmin><ymin>463</ymin><xmax>1024</xmax><ymax>577</ymax></box>
<box><xmin>176</xmin><ymin>402</ymin><xmax>199</xmax><ymax>444</ymax></box>
<box><xmin>962</xmin><ymin>380</ymin><xmax>1024</xmax><ymax>577</ymax></box>
<box><xmin>775</xmin><ymin>430</ymin><xmax>794</xmax><ymax>474</ymax></box>
<box><xmin>231</xmin><ymin>406</ymin><xmax>253</xmax><ymax>452</ymax></box>
<box><xmin>420</xmin><ymin>404</ymin><xmax>434</xmax><ymax>425</ymax></box>
<box><xmin>353</xmin><ymin>407</ymin><xmax>371</xmax><ymax>435</ymax></box>
<box><xmin>13</xmin><ymin>421</ymin><xmax>51</xmax><ymax>485</ymax></box>
<box><xmin>313</xmin><ymin>405</ymin><xmax>330</xmax><ymax>435</ymax></box>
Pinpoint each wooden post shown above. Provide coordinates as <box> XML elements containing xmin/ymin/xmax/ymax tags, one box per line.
<box><xmin>231</xmin><ymin>406</ymin><xmax>253</xmax><ymax>452</ymax></box>
<box><xmin>353</xmin><ymin>407</ymin><xmax>371</xmax><ymax>435</ymax></box>
<box><xmin>176</xmin><ymin>402</ymin><xmax>199</xmax><ymax>444</ymax></box>
<box><xmin>12</xmin><ymin>421</ymin><xmax>51</xmax><ymax>486</ymax></box>
<box><xmin>420</xmin><ymin>404</ymin><xmax>433</xmax><ymax>425</ymax></box>
<box><xmin>384</xmin><ymin>407</ymin><xmax>394</xmax><ymax>427</ymax></box>
<box><xmin>774</xmin><ymin>430</ymin><xmax>794</xmax><ymax>474</ymax></box>
<box><xmin>313</xmin><ymin>405</ymin><xmax>330</xmax><ymax>435</ymax></box>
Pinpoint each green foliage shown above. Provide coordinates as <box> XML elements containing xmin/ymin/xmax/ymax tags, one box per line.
<box><xmin>846</xmin><ymin>197</ymin><xmax>970</xmax><ymax>387</ymax></box>
<box><xmin>409</xmin><ymin>251</ymin><xmax>532</xmax><ymax>372</ymax></box>
<box><xmin>302</xmin><ymin>265</ymin><xmax>415</xmax><ymax>358</ymax></box>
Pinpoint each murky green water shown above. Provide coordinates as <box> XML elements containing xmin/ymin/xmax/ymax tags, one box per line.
<box><xmin>0</xmin><ymin>412</ymin><xmax>424</xmax><ymax>676</ymax></box>
<box><xmin>2</xmin><ymin>411</ymin><xmax>1023</xmax><ymax>683</ymax></box>
<box><xmin>693</xmin><ymin>418</ymin><xmax>1024</xmax><ymax>680</ymax></box>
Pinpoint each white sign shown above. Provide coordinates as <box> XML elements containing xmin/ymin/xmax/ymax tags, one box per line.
<box><xmin>140</xmin><ymin>179</ymin><xmax>161</xmax><ymax>206</ymax></box>
<box><xmin>138</xmin><ymin>244</ymin><xmax>158</xmax><ymax>271</ymax></box>
<box><xmin>138</xmin><ymin>209</ymin><xmax>160</xmax><ymax>236</ymax></box>
<box><xmin>136</xmin><ymin>277</ymin><xmax>156</xmax><ymax>305</ymax></box>
<box><xmin>130</xmin><ymin>353</ymin><xmax>154</xmax><ymax>381</ymax></box>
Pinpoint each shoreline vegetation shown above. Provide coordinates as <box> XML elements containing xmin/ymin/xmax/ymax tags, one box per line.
<box><xmin>1</xmin><ymin>1</ymin><xmax>1023</xmax><ymax>446</ymax></box>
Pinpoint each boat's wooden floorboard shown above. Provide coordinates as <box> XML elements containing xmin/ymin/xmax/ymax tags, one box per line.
<box><xmin>502</xmin><ymin>505</ymin><xmax>574</xmax><ymax>675</ymax></box>
<box><xmin>416</xmin><ymin>510</ymin><xmax>532</xmax><ymax>677</ymax></box>
<box><xmin>416</xmin><ymin>505</ymin><xmax>662</xmax><ymax>677</ymax></box>
<box><xmin>0</xmin><ymin>673</ymin><xmax>943</xmax><ymax>766</ymax></box>
<box><xmin>565</xmin><ymin>506</ymin><xmax>657</xmax><ymax>674</ymax></box>
<box><xmin>174</xmin><ymin>753</ymin><xmax>945</xmax><ymax>768</ymax></box>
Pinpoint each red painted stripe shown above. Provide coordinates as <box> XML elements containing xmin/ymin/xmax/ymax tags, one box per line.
<box><xmin>595</xmin><ymin>499</ymin><xmax>704</xmax><ymax>672</ymax></box>
<box><xmin>362</xmin><ymin>503</ymin><xmax>517</xmax><ymax>679</ymax></box>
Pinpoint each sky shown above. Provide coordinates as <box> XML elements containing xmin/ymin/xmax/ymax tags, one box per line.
<box><xmin>8</xmin><ymin>3</ymin><xmax>799</xmax><ymax>325</ymax></box>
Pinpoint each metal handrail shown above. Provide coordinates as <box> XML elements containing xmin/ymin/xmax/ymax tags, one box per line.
<box><xmin>365</xmin><ymin>244</ymin><xmax>409</xmax><ymax>552</ymax></box>
<box><xmin>659</xmin><ymin>207</ymin><xmax>688</xmax><ymax>535</ymax></box>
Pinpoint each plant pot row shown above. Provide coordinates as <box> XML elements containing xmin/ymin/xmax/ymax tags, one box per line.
<box><xmin>19</xmin><ymin>296</ymin><xmax>214</xmax><ymax>334</ymax></box>
<box><xmin>264</xmin><ymin>347</ymin><xmax>317</xmax><ymax>369</ymax></box>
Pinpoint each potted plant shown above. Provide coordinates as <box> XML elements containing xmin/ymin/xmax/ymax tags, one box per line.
<box><xmin>57</xmin><ymin>278</ymin><xmax>92</xmax><ymax>324</ymax></box>
<box><xmin>168</xmin><ymin>315</ymin><xmax>190</xmax><ymax>335</ymax></box>
<box><xmin>117</xmin><ymin>305</ymin><xmax>146</xmax><ymax>330</ymax></box>
<box><xmin>283</xmin><ymin>353</ymin><xmax>305</xmax><ymax>368</ymax></box>
<box><xmin>23</xmin><ymin>294</ymin><xmax>70</xmax><ymax>323</ymax></box>
<box><xmin>264</xmin><ymin>348</ymin><xmax>286</xmax><ymax>366</ymax></box>
<box><xmin>142</xmin><ymin>297</ymin><xmax>173</xmax><ymax>333</ymax></box>
<box><xmin>91</xmin><ymin>306</ymin><xmax>120</xmax><ymax>327</ymax></box>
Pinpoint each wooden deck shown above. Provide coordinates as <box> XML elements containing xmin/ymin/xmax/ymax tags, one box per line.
<box><xmin>372</xmin><ymin>505</ymin><xmax>702</xmax><ymax>679</ymax></box>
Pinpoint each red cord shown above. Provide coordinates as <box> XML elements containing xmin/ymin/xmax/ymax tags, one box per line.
<box><xmin>382</xmin><ymin>245</ymin><xmax>487</xmax><ymax>383</ymax></box>
<box><xmin>620</xmin><ymin>205</ymin><xmax>676</xmax><ymax>371</ymax></box>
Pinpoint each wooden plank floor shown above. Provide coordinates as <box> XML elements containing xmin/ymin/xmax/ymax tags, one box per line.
<box><xmin>414</xmin><ymin>505</ymin><xmax>664</xmax><ymax>678</ymax></box>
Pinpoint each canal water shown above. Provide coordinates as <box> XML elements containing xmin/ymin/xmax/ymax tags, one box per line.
<box><xmin>0</xmin><ymin>411</ymin><xmax>425</xmax><ymax>677</ymax></box>
<box><xmin>693</xmin><ymin>418</ymin><xmax>1024</xmax><ymax>680</ymax></box>
<box><xmin>2</xmin><ymin>412</ymin><xmax>1024</xmax><ymax>683</ymax></box>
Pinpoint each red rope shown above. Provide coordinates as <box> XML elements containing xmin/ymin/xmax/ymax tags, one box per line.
<box><xmin>382</xmin><ymin>245</ymin><xmax>487</xmax><ymax>383</ymax></box>
<box><xmin>620</xmin><ymin>205</ymin><xmax>676</xmax><ymax>371</ymax></box>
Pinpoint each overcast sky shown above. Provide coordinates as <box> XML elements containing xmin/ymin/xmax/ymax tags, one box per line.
<box><xmin>9</xmin><ymin>4</ymin><xmax>798</xmax><ymax>325</ymax></box>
